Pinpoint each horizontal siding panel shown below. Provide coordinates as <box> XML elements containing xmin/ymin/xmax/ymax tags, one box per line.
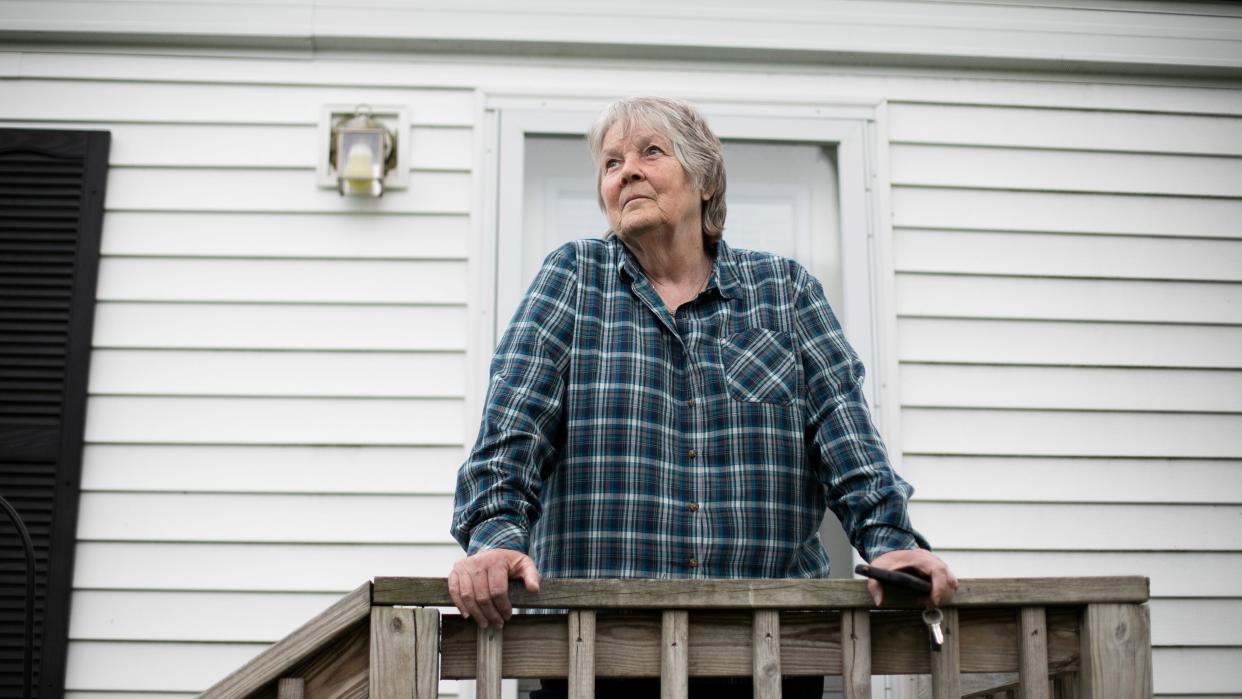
<box><xmin>902</xmin><ymin>456</ymin><xmax>1242</xmax><ymax>504</ymax></box>
<box><xmin>66</xmin><ymin>641</ymin><xmax>261</xmax><ymax>692</ymax></box>
<box><xmin>894</xmin><ymin>229</ymin><xmax>1242</xmax><ymax>282</ymax></box>
<box><xmin>909</xmin><ymin>502</ymin><xmax>1242</xmax><ymax>551</ymax></box>
<box><xmin>101</xmin><ymin>211</ymin><xmax>470</xmax><ymax>259</ymax></box>
<box><xmin>896</xmin><ymin>318</ymin><xmax>1242</xmax><ymax>369</ymax></box>
<box><xmin>66</xmin><ymin>694</ymin><xmax>193</xmax><ymax>699</ymax></box>
<box><xmin>105</xmin><ymin>168</ymin><xmax>471</xmax><ymax>213</ymax></box>
<box><xmin>96</xmin><ymin>257</ymin><xmax>467</xmax><ymax>303</ymax></box>
<box><xmin>889</xmin><ymin>103</ymin><xmax>1242</xmax><ymax>156</ymax></box>
<box><xmin>76</xmin><ymin>492</ymin><xmax>455</xmax><ymax>543</ymax></box>
<box><xmin>67</xmin><ymin>593</ymin><xmax>340</xmax><ymax>640</ymax></box>
<box><xmin>896</xmin><ymin>274</ymin><xmax>1242</xmax><ymax>324</ymax></box>
<box><xmin>1153</xmin><ymin>648</ymin><xmax>1242</xmax><ymax>695</ymax></box>
<box><xmin>938</xmin><ymin>551</ymin><xmax>1241</xmax><ymax>598</ymax></box>
<box><xmin>81</xmin><ymin>123</ymin><xmax>471</xmax><ymax>170</ymax></box>
<box><xmin>892</xmin><ymin>144</ymin><xmax>1242</xmax><ymax>197</ymax></box>
<box><xmin>69</xmin><ymin>590</ymin><xmax>340</xmax><ymax>642</ymax></box>
<box><xmin>1147</xmin><ymin>599</ymin><xmax>1242</xmax><ymax>646</ymax></box>
<box><xmin>81</xmin><ymin>444</ymin><xmax>462</xmax><ymax>495</ymax></box>
<box><xmin>902</xmin><ymin>408</ymin><xmax>1242</xmax><ymax>458</ymax></box>
<box><xmin>93</xmin><ymin>302</ymin><xmax>467</xmax><ymax>350</ymax></box>
<box><xmin>0</xmin><ymin>80</ymin><xmax>475</xmax><ymax>125</ymax></box>
<box><xmin>892</xmin><ymin>187</ymin><xmax>1242</xmax><ymax>239</ymax></box>
<box><xmin>1</xmin><ymin>0</ymin><xmax>312</xmax><ymax>36</ymax></box>
<box><xmin>900</xmin><ymin>365</ymin><xmax>1242</xmax><ymax>412</ymax></box>
<box><xmin>73</xmin><ymin>542</ymin><xmax>461</xmax><ymax>592</ymax></box>
<box><xmin>83</xmin><ymin>395</ymin><xmax>465</xmax><ymax>445</ymax></box>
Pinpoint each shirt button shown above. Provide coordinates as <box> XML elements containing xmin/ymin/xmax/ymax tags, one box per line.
<box><xmin>688</xmin><ymin>558</ymin><xmax>699</xmax><ymax>568</ymax></box>
<box><xmin>689</xmin><ymin>502</ymin><xmax>699</xmax><ymax>512</ymax></box>
<box><xmin>688</xmin><ymin>449</ymin><xmax>698</xmax><ymax>459</ymax></box>
<box><xmin>687</xmin><ymin>398</ymin><xmax>696</xmax><ymax>407</ymax></box>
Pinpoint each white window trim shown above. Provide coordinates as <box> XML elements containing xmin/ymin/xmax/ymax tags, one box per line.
<box><xmin>470</xmin><ymin>93</ymin><xmax>902</xmax><ymax>469</ymax></box>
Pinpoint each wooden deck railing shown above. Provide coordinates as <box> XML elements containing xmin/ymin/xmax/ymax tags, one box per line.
<box><xmin>201</xmin><ymin>576</ymin><xmax>1152</xmax><ymax>699</ymax></box>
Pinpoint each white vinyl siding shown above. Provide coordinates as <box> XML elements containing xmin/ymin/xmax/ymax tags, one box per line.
<box><xmin>0</xmin><ymin>68</ymin><xmax>475</xmax><ymax>696</ymax></box>
<box><xmin>888</xmin><ymin>99</ymin><xmax>1242</xmax><ymax>696</ymax></box>
<box><xmin>0</xmin><ymin>4</ymin><xmax>1239</xmax><ymax>694</ymax></box>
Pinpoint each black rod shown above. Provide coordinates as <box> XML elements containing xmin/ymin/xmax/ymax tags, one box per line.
<box><xmin>0</xmin><ymin>494</ymin><xmax>36</xmax><ymax>699</ymax></box>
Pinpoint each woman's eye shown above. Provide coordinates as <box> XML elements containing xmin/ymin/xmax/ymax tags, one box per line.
<box><xmin>604</xmin><ymin>158</ymin><xmax>620</xmax><ymax>169</ymax></box>
<box><xmin>645</xmin><ymin>145</ymin><xmax>664</xmax><ymax>156</ymax></box>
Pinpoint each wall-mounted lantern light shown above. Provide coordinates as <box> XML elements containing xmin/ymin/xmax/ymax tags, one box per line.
<box><xmin>331</xmin><ymin>106</ymin><xmax>394</xmax><ymax>197</ymax></box>
<box><xmin>318</xmin><ymin>104</ymin><xmax>411</xmax><ymax>198</ymax></box>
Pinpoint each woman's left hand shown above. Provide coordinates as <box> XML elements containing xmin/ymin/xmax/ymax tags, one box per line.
<box><xmin>867</xmin><ymin>548</ymin><xmax>958</xmax><ymax>607</ymax></box>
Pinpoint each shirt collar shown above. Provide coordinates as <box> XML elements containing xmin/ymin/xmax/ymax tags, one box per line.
<box><xmin>608</xmin><ymin>233</ymin><xmax>740</xmax><ymax>301</ymax></box>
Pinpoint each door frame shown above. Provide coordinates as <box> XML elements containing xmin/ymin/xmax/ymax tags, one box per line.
<box><xmin>471</xmin><ymin>92</ymin><xmax>902</xmax><ymax>466</ymax></box>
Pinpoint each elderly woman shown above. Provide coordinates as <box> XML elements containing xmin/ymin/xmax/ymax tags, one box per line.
<box><xmin>450</xmin><ymin>97</ymin><xmax>956</xmax><ymax>698</ymax></box>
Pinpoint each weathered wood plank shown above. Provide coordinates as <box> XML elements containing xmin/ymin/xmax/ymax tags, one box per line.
<box><xmin>752</xmin><ymin>610</ymin><xmax>781</xmax><ymax>699</ymax></box>
<box><xmin>1081</xmin><ymin>603</ymin><xmax>1152</xmax><ymax>699</ymax></box>
<box><xmin>841</xmin><ymin>609</ymin><xmax>871</xmax><ymax>699</ymax></box>
<box><xmin>662</xmin><ymin>611</ymin><xmax>688</xmax><ymax>699</ymax></box>
<box><xmin>568</xmin><ymin>610</ymin><xmax>596</xmax><ymax>699</ymax></box>
<box><xmin>294</xmin><ymin>622</ymin><xmax>370</xmax><ymax>699</ymax></box>
<box><xmin>413</xmin><ymin>608</ymin><xmax>440</xmax><ymax>699</ymax></box>
<box><xmin>438</xmin><ymin>608</ymin><xmax>1079</xmax><ymax>678</ymax></box>
<box><xmin>1019</xmin><ymin>606</ymin><xmax>1051</xmax><ymax>699</ymax></box>
<box><xmin>477</xmin><ymin>625</ymin><xmax>503</xmax><ymax>699</ymax></box>
<box><xmin>372</xmin><ymin>577</ymin><xmax>1148</xmax><ymax>608</ymax></box>
<box><xmin>370</xmin><ymin>607</ymin><xmax>415</xmax><ymax>699</ymax></box>
<box><xmin>930</xmin><ymin>607</ymin><xmax>961</xmax><ymax>699</ymax></box>
<box><xmin>276</xmin><ymin>678</ymin><xmax>303</xmax><ymax>699</ymax></box>
<box><xmin>200</xmin><ymin>581</ymin><xmax>371</xmax><ymax>699</ymax></box>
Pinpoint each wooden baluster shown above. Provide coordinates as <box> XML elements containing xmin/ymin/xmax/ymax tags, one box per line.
<box><xmin>929</xmin><ymin>608</ymin><xmax>960</xmax><ymax>699</ymax></box>
<box><xmin>277</xmin><ymin>678</ymin><xmax>304</xmax><ymax>699</ymax></box>
<box><xmin>1019</xmin><ymin>606</ymin><xmax>1051</xmax><ymax>699</ymax></box>
<box><xmin>841</xmin><ymin>609</ymin><xmax>872</xmax><ymax>699</ymax></box>
<box><xmin>752</xmin><ymin>610</ymin><xmax>781</xmax><ymax>699</ymax></box>
<box><xmin>477</xmin><ymin>624</ymin><xmax>503</xmax><ymax>699</ymax></box>
<box><xmin>413</xmin><ymin>608</ymin><xmax>441</xmax><ymax>699</ymax></box>
<box><xmin>662</xmin><ymin>610</ymin><xmax>689</xmax><ymax>699</ymax></box>
<box><xmin>371</xmin><ymin>607</ymin><xmax>416</xmax><ymax>699</ymax></box>
<box><xmin>1080</xmin><ymin>603</ymin><xmax>1152</xmax><ymax>699</ymax></box>
<box><xmin>569</xmin><ymin>610</ymin><xmax>597</xmax><ymax>699</ymax></box>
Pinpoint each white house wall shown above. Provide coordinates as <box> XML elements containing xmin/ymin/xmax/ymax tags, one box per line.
<box><xmin>0</xmin><ymin>5</ymin><xmax>1240</xmax><ymax>696</ymax></box>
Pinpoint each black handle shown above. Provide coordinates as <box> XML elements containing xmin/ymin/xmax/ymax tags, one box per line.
<box><xmin>854</xmin><ymin>563</ymin><xmax>933</xmax><ymax>594</ymax></box>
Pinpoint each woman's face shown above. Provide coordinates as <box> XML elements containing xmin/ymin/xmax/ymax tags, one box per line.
<box><xmin>598</xmin><ymin>123</ymin><xmax>706</xmax><ymax>241</ymax></box>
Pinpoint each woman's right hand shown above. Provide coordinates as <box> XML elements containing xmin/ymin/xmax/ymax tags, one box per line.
<box><xmin>447</xmin><ymin>548</ymin><xmax>541</xmax><ymax>628</ymax></box>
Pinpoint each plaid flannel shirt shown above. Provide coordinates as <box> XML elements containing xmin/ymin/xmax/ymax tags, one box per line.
<box><xmin>451</xmin><ymin>235</ymin><xmax>928</xmax><ymax>579</ymax></box>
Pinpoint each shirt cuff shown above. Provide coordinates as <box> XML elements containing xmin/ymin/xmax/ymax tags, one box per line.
<box><xmin>465</xmin><ymin>518</ymin><xmax>530</xmax><ymax>556</ymax></box>
<box><xmin>859</xmin><ymin>524</ymin><xmax>931</xmax><ymax>562</ymax></box>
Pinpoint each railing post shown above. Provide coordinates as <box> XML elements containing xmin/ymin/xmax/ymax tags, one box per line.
<box><xmin>661</xmin><ymin>610</ymin><xmax>688</xmax><ymax>699</ymax></box>
<box><xmin>371</xmin><ymin>607</ymin><xmax>416</xmax><ymax>699</ymax></box>
<box><xmin>277</xmin><ymin>678</ymin><xmax>304</xmax><ymax>699</ymax></box>
<box><xmin>1080</xmin><ymin>603</ymin><xmax>1152</xmax><ymax>699</ymax></box>
<box><xmin>413</xmin><ymin>608</ymin><xmax>441</xmax><ymax>699</ymax></box>
<box><xmin>929</xmin><ymin>607</ymin><xmax>960</xmax><ymax>699</ymax></box>
<box><xmin>477</xmin><ymin>624</ymin><xmax>504</xmax><ymax>699</ymax></box>
<box><xmin>1018</xmin><ymin>606</ymin><xmax>1050</xmax><ymax>699</ymax></box>
<box><xmin>752</xmin><ymin>610</ymin><xmax>781</xmax><ymax>699</ymax></box>
<box><xmin>568</xmin><ymin>610</ymin><xmax>596</xmax><ymax>699</ymax></box>
<box><xmin>841</xmin><ymin>609</ymin><xmax>872</xmax><ymax>699</ymax></box>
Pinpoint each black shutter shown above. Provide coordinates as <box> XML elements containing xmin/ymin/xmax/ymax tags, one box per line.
<box><xmin>0</xmin><ymin>129</ymin><xmax>109</xmax><ymax>699</ymax></box>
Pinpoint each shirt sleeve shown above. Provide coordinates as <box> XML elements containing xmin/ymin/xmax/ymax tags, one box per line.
<box><xmin>450</xmin><ymin>244</ymin><xmax>578</xmax><ymax>555</ymax></box>
<box><xmin>790</xmin><ymin>262</ymin><xmax>931</xmax><ymax>562</ymax></box>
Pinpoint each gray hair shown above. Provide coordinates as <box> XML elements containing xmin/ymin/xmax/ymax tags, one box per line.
<box><xmin>587</xmin><ymin>97</ymin><xmax>727</xmax><ymax>243</ymax></box>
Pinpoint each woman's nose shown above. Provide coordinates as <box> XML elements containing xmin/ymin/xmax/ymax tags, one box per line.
<box><xmin>618</xmin><ymin>156</ymin><xmax>644</xmax><ymax>181</ymax></box>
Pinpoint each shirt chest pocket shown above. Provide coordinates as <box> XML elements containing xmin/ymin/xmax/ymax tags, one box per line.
<box><xmin>720</xmin><ymin>328</ymin><xmax>798</xmax><ymax>405</ymax></box>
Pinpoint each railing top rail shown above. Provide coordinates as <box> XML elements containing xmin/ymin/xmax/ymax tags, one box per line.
<box><xmin>373</xmin><ymin>576</ymin><xmax>1148</xmax><ymax>609</ymax></box>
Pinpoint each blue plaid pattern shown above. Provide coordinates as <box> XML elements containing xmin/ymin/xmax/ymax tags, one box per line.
<box><xmin>452</xmin><ymin>235</ymin><xmax>928</xmax><ymax>579</ymax></box>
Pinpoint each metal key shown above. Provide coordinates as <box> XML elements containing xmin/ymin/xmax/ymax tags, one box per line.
<box><xmin>922</xmin><ymin>607</ymin><xmax>944</xmax><ymax>652</ymax></box>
